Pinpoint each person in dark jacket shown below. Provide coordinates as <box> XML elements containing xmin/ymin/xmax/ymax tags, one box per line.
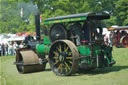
<box><xmin>5</xmin><ymin>43</ymin><xmax>9</xmax><ymax>56</ymax></box>
<box><xmin>2</xmin><ymin>43</ymin><xmax>5</xmax><ymax>56</ymax></box>
<box><xmin>0</xmin><ymin>44</ymin><xmax>2</xmax><ymax>56</ymax></box>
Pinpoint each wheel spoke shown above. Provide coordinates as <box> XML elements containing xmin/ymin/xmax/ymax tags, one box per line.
<box><xmin>66</xmin><ymin>57</ymin><xmax>72</xmax><ymax>59</ymax></box>
<box><xmin>68</xmin><ymin>52</ymin><xmax>72</xmax><ymax>56</ymax></box>
<box><xmin>53</xmin><ymin>51</ymin><xmax>59</xmax><ymax>56</ymax></box>
<box><xmin>53</xmin><ymin>57</ymin><xmax>59</xmax><ymax>59</ymax></box>
<box><xmin>64</xmin><ymin>45</ymin><xmax>69</xmax><ymax>52</ymax></box>
<box><xmin>57</xmin><ymin>44</ymin><xmax>62</xmax><ymax>52</ymax></box>
<box><xmin>64</xmin><ymin>62</ymin><xmax>71</xmax><ymax>70</ymax></box>
<box><xmin>58</xmin><ymin>63</ymin><xmax>63</xmax><ymax>73</ymax></box>
<box><xmin>68</xmin><ymin>61</ymin><xmax>72</xmax><ymax>64</ymax></box>
<box><xmin>54</xmin><ymin>60</ymin><xmax>59</xmax><ymax>65</ymax></box>
<box><xmin>65</xmin><ymin>64</ymin><xmax>68</xmax><ymax>73</ymax></box>
<box><xmin>59</xmin><ymin>44</ymin><xmax>62</xmax><ymax>52</ymax></box>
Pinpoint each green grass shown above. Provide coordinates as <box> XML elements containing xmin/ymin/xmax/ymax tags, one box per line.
<box><xmin>0</xmin><ymin>47</ymin><xmax>128</xmax><ymax>85</ymax></box>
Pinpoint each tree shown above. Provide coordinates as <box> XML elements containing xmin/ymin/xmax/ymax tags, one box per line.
<box><xmin>0</xmin><ymin>0</ymin><xmax>124</xmax><ymax>33</ymax></box>
<box><xmin>40</xmin><ymin>0</ymin><xmax>90</xmax><ymax>20</ymax></box>
<box><xmin>0</xmin><ymin>0</ymin><xmax>36</xmax><ymax>33</ymax></box>
<box><xmin>115</xmin><ymin>0</ymin><xmax>128</xmax><ymax>25</ymax></box>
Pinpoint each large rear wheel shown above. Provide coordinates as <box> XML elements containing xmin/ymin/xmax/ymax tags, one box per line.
<box><xmin>48</xmin><ymin>40</ymin><xmax>79</xmax><ymax>76</ymax></box>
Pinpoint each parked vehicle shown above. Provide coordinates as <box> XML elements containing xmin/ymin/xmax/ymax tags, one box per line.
<box><xmin>108</xmin><ymin>26</ymin><xmax>128</xmax><ymax>48</ymax></box>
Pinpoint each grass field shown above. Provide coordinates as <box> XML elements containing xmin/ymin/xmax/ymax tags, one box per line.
<box><xmin>0</xmin><ymin>47</ymin><xmax>128</xmax><ymax>85</ymax></box>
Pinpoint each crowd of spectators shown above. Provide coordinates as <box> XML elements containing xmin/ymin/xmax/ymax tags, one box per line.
<box><xmin>0</xmin><ymin>41</ymin><xmax>24</xmax><ymax>56</ymax></box>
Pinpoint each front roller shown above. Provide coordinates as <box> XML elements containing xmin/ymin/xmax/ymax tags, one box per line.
<box><xmin>48</xmin><ymin>40</ymin><xmax>80</xmax><ymax>76</ymax></box>
<box><xmin>15</xmin><ymin>47</ymin><xmax>46</xmax><ymax>73</ymax></box>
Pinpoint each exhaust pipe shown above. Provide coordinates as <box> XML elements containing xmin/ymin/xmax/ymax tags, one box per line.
<box><xmin>35</xmin><ymin>12</ymin><xmax>40</xmax><ymax>41</ymax></box>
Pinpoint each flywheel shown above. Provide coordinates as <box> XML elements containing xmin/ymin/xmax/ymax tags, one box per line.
<box><xmin>49</xmin><ymin>24</ymin><xmax>67</xmax><ymax>42</ymax></box>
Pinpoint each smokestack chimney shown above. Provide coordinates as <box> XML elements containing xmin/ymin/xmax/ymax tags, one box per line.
<box><xmin>35</xmin><ymin>12</ymin><xmax>40</xmax><ymax>41</ymax></box>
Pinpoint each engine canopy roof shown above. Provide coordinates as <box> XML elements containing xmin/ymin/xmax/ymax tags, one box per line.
<box><xmin>43</xmin><ymin>12</ymin><xmax>110</xmax><ymax>24</ymax></box>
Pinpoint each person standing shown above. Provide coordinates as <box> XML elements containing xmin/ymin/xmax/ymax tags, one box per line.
<box><xmin>5</xmin><ymin>43</ymin><xmax>9</xmax><ymax>56</ymax></box>
<box><xmin>13</xmin><ymin>42</ymin><xmax>18</xmax><ymax>55</ymax></box>
<box><xmin>0</xmin><ymin>44</ymin><xmax>2</xmax><ymax>56</ymax></box>
<box><xmin>109</xmin><ymin>32</ymin><xmax>113</xmax><ymax>47</ymax></box>
<box><xmin>19</xmin><ymin>41</ymin><xmax>24</xmax><ymax>48</ymax></box>
<box><xmin>2</xmin><ymin>43</ymin><xmax>5</xmax><ymax>56</ymax></box>
<box><xmin>104</xmin><ymin>34</ymin><xmax>109</xmax><ymax>45</ymax></box>
<box><xmin>9</xmin><ymin>43</ymin><xmax>13</xmax><ymax>56</ymax></box>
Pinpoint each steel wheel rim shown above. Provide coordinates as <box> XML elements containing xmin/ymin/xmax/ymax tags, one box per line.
<box><xmin>16</xmin><ymin>52</ymin><xmax>24</xmax><ymax>73</ymax></box>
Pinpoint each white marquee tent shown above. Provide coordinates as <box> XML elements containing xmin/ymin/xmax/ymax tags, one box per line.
<box><xmin>0</xmin><ymin>33</ymin><xmax>25</xmax><ymax>44</ymax></box>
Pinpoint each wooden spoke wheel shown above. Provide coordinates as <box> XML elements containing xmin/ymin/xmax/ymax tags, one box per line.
<box><xmin>48</xmin><ymin>40</ymin><xmax>79</xmax><ymax>76</ymax></box>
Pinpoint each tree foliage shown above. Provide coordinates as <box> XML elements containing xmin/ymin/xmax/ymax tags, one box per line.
<box><xmin>115</xmin><ymin>0</ymin><xmax>128</xmax><ymax>25</ymax></box>
<box><xmin>0</xmin><ymin>0</ymin><xmax>36</xmax><ymax>33</ymax></box>
<box><xmin>0</xmin><ymin>0</ymin><xmax>128</xmax><ymax>33</ymax></box>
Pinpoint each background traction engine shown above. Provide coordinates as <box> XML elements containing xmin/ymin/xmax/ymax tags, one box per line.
<box><xmin>108</xmin><ymin>26</ymin><xmax>128</xmax><ymax>48</ymax></box>
<box><xmin>15</xmin><ymin>12</ymin><xmax>116</xmax><ymax>76</ymax></box>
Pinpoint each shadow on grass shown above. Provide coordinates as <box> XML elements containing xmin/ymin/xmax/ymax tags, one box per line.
<box><xmin>77</xmin><ymin>65</ymin><xmax>128</xmax><ymax>75</ymax></box>
<box><xmin>45</xmin><ymin>68</ymin><xmax>51</xmax><ymax>71</ymax></box>
<box><xmin>23</xmin><ymin>68</ymin><xmax>51</xmax><ymax>74</ymax></box>
<box><xmin>22</xmin><ymin>66</ymin><xmax>128</xmax><ymax>76</ymax></box>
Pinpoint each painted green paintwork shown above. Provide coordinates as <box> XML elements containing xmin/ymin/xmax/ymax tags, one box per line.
<box><xmin>43</xmin><ymin>36</ymin><xmax>51</xmax><ymax>45</ymax></box>
<box><xmin>37</xmin><ymin>36</ymin><xmax>51</xmax><ymax>54</ymax></box>
<box><xmin>77</xmin><ymin>46</ymin><xmax>91</xmax><ymax>65</ymax></box>
<box><xmin>44</xmin><ymin>17</ymin><xmax>87</xmax><ymax>24</ymax></box>
<box><xmin>36</xmin><ymin>44</ymin><xmax>50</xmax><ymax>54</ymax></box>
<box><xmin>77</xmin><ymin>44</ymin><xmax>114</xmax><ymax>68</ymax></box>
<box><xmin>77</xmin><ymin>46</ymin><xmax>90</xmax><ymax>56</ymax></box>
